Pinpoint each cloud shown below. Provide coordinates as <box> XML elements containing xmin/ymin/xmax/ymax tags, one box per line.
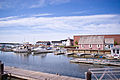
<box><xmin>30</xmin><ymin>0</ymin><xmax>45</xmax><ymax>8</ymax></box>
<box><xmin>0</xmin><ymin>0</ymin><xmax>71</xmax><ymax>9</ymax></box>
<box><xmin>72</xmin><ymin>10</ymin><xmax>89</xmax><ymax>14</ymax></box>
<box><xmin>0</xmin><ymin>16</ymin><xmax>18</xmax><ymax>21</ymax></box>
<box><xmin>0</xmin><ymin>14</ymin><xmax>120</xmax><ymax>42</ymax></box>
<box><xmin>32</xmin><ymin>13</ymin><xmax>53</xmax><ymax>17</ymax></box>
<box><xmin>30</xmin><ymin>0</ymin><xmax>71</xmax><ymax>8</ymax></box>
<box><xmin>49</xmin><ymin>0</ymin><xmax>70</xmax><ymax>5</ymax></box>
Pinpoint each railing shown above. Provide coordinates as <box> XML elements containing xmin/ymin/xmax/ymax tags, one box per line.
<box><xmin>86</xmin><ymin>67</ymin><xmax>120</xmax><ymax>80</ymax></box>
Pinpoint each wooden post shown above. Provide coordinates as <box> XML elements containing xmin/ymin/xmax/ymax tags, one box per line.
<box><xmin>0</xmin><ymin>63</ymin><xmax>4</xmax><ymax>74</ymax></box>
<box><xmin>0</xmin><ymin>62</ymin><xmax>4</xmax><ymax>80</ymax></box>
<box><xmin>86</xmin><ymin>71</ymin><xmax>91</xmax><ymax>80</ymax></box>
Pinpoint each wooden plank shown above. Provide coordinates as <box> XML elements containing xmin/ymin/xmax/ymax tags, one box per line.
<box><xmin>5</xmin><ymin>66</ymin><xmax>84</xmax><ymax>80</ymax></box>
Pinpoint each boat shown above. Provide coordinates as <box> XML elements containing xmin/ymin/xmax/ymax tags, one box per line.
<box><xmin>32</xmin><ymin>46</ymin><xmax>54</xmax><ymax>54</ymax></box>
<box><xmin>12</xmin><ymin>46</ymin><xmax>31</xmax><ymax>53</ymax></box>
<box><xmin>66</xmin><ymin>53</ymin><xmax>74</xmax><ymax>55</ymax></box>
<box><xmin>54</xmin><ymin>49</ymin><xmax>67</xmax><ymax>55</ymax></box>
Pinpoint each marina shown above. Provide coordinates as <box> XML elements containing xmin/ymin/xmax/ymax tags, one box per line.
<box><xmin>0</xmin><ymin>51</ymin><xmax>117</xmax><ymax>79</ymax></box>
<box><xmin>0</xmin><ymin>0</ymin><xmax>120</xmax><ymax>79</ymax></box>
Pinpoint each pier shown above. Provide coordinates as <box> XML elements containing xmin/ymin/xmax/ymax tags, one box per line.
<box><xmin>68</xmin><ymin>49</ymin><xmax>111</xmax><ymax>54</ymax></box>
<box><xmin>5</xmin><ymin>66</ymin><xmax>84</xmax><ymax>80</ymax></box>
<box><xmin>70</xmin><ymin>58</ymin><xmax>120</xmax><ymax>66</ymax></box>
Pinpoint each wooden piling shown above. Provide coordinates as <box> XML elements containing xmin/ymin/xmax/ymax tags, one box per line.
<box><xmin>86</xmin><ymin>71</ymin><xmax>91</xmax><ymax>80</ymax></box>
<box><xmin>0</xmin><ymin>62</ymin><xmax>4</xmax><ymax>79</ymax></box>
<box><xmin>0</xmin><ymin>63</ymin><xmax>4</xmax><ymax>74</ymax></box>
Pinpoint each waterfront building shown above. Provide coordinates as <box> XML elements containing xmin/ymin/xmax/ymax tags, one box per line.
<box><xmin>78</xmin><ymin>36</ymin><xmax>104</xmax><ymax>50</ymax></box>
<box><xmin>61</xmin><ymin>37</ymin><xmax>73</xmax><ymax>46</ymax></box>
<box><xmin>105</xmin><ymin>38</ymin><xmax>114</xmax><ymax>50</ymax></box>
<box><xmin>111</xmin><ymin>45</ymin><xmax>120</xmax><ymax>59</ymax></box>
<box><xmin>78</xmin><ymin>36</ymin><xmax>115</xmax><ymax>50</ymax></box>
<box><xmin>36</xmin><ymin>41</ymin><xmax>50</xmax><ymax>46</ymax></box>
<box><xmin>74</xmin><ymin>34</ymin><xmax>120</xmax><ymax>46</ymax></box>
<box><xmin>51</xmin><ymin>41</ymin><xmax>62</xmax><ymax>47</ymax></box>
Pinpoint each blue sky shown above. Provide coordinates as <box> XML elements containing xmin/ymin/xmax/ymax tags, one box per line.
<box><xmin>0</xmin><ymin>0</ymin><xmax>120</xmax><ymax>43</ymax></box>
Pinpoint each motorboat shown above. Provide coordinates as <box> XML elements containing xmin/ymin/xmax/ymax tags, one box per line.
<box><xmin>66</xmin><ymin>53</ymin><xmax>74</xmax><ymax>56</ymax></box>
<box><xmin>32</xmin><ymin>46</ymin><xmax>54</xmax><ymax>54</ymax></box>
<box><xmin>12</xmin><ymin>46</ymin><xmax>31</xmax><ymax>53</ymax></box>
<box><xmin>54</xmin><ymin>48</ymin><xmax>67</xmax><ymax>55</ymax></box>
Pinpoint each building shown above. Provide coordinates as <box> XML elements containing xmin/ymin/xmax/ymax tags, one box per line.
<box><xmin>36</xmin><ymin>41</ymin><xmax>50</xmax><ymax>46</ymax></box>
<box><xmin>74</xmin><ymin>34</ymin><xmax>120</xmax><ymax>46</ymax></box>
<box><xmin>78</xmin><ymin>36</ymin><xmax>104</xmax><ymax>50</ymax></box>
<box><xmin>61</xmin><ymin>37</ymin><xmax>73</xmax><ymax>46</ymax></box>
<box><xmin>66</xmin><ymin>37</ymin><xmax>73</xmax><ymax>46</ymax></box>
<box><xmin>104</xmin><ymin>38</ymin><xmax>114</xmax><ymax>50</ymax></box>
<box><xmin>51</xmin><ymin>41</ymin><xmax>62</xmax><ymax>47</ymax></box>
<box><xmin>78</xmin><ymin>35</ymin><xmax>115</xmax><ymax>50</ymax></box>
<box><xmin>51</xmin><ymin>38</ymin><xmax>73</xmax><ymax>47</ymax></box>
<box><xmin>111</xmin><ymin>45</ymin><xmax>120</xmax><ymax>59</ymax></box>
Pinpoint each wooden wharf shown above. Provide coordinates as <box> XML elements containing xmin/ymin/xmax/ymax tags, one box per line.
<box><xmin>5</xmin><ymin>66</ymin><xmax>84</xmax><ymax>80</ymax></box>
<box><xmin>70</xmin><ymin>58</ymin><xmax>120</xmax><ymax>66</ymax></box>
<box><xmin>68</xmin><ymin>49</ymin><xmax>111</xmax><ymax>54</ymax></box>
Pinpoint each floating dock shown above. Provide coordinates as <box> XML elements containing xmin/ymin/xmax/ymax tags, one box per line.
<box><xmin>5</xmin><ymin>66</ymin><xmax>84</xmax><ymax>80</ymax></box>
<box><xmin>70</xmin><ymin>58</ymin><xmax>120</xmax><ymax>66</ymax></box>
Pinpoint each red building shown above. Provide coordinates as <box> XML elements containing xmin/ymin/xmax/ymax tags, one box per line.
<box><xmin>78</xmin><ymin>36</ymin><xmax>104</xmax><ymax>50</ymax></box>
<box><xmin>74</xmin><ymin>34</ymin><xmax>120</xmax><ymax>46</ymax></box>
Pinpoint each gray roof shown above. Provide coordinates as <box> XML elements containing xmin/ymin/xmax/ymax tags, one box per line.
<box><xmin>51</xmin><ymin>41</ymin><xmax>62</xmax><ymax>43</ymax></box>
<box><xmin>105</xmin><ymin>38</ymin><xmax>114</xmax><ymax>44</ymax></box>
<box><xmin>79</xmin><ymin>36</ymin><xmax>104</xmax><ymax>44</ymax></box>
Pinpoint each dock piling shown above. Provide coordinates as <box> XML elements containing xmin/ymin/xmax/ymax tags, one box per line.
<box><xmin>86</xmin><ymin>71</ymin><xmax>91</xmax><ymax>80</ymax></box>
<box><xmin>0</xmin><ymin>61</ymin><xmax>8</xmax><ymax>80</ymax></box>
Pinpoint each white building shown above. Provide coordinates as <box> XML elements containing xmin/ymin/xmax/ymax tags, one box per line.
<box><xmin>111</xmin><ymin>45</ymin><xmax>120</xmax><ymax>59</ymax></box>
<box><xmin>61</xmin><ymin>37</ymin><xmax>73</xmax><ymax>46</ymax></box>
<box><xmin>105</xmin><ymin>38</ymin><xmax>114</xmax><ymax>50</ymax></box>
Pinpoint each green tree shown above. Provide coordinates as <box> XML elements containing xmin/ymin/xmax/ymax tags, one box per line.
<box><xmin>114</xmin><ymin>41</ymin><xmax>118</xmax><ymax>45</ymax></box>
<box><xmin>75</xmin><ymin>41</ymin><xmax>78</xmax><ymax>45</ymax></box>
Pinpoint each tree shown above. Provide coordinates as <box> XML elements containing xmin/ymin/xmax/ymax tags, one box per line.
<box><xmin>75</xmin><ymin>41</ymin><xmax>78</xmax><ymax>45</ymax></box>
<box><xmin>114</xmin><ymin>41</ymin><xmax>118</xmax><ymax>45</ymax></box>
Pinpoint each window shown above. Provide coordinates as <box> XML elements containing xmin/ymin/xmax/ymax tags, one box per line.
<box><xmin>97</xmin><ymin>45</ymin><xmax>100</xmax><ymax>48</ymax></box>
<box><xmin>113</xmin><ymin>49</ymin><xmax>115</xmax><ymax>53</ymax></box>
<box><xmin>89</xmin><ymin>44</ymin><xmax>92</xmax><ymax>48</ymax></box>
<box><xmin>117</xmin><ymin>49</ymin><xmax>119</xmax><ymax>54</ymax></box>
<box><xmin>81</xmin><ymin>44</ymin><xmax>84</xmax><ymax>48</ymax></box>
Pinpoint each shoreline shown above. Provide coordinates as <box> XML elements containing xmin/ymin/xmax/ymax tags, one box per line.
<box><xmin>5</xmin><ymin>66</ymin><xmax>85</xmax><ymax>80</ymax></box>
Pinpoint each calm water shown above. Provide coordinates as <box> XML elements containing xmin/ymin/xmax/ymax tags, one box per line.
<box><xmin>0</xmin><ymin>51</ymin><xmax>112</xmax><ymax>79</ymax></box>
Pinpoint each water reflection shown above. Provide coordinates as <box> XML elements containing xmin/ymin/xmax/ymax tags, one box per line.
<box><xmin>0</xmin><ymin>52</ymin><xmax>112</xmax><ymax>79</ymax></box>
<box><xmin>32</xmin><ymin>53</ymin><xmax>47</xmax><ymax>58</ymax></box>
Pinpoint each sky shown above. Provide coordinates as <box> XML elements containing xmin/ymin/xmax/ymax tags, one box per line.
<box><xmin>0</xmin><ymin>0</ymin><xmax>120</xmax><ymax>43</ymax></box>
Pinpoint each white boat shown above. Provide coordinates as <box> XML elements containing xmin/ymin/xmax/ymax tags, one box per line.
<box><xmin>66</xmin><ymin>53</ymin><xmax>74</xmax><ymax>55</ymax></box>
<box><xmin>32</xmin><ymin>46</ymin><xmax>54</xmax><ymax>54</ymax></box>
<box><xmin>12</xmin><ymin>46</ymin><xmax>31</xmax><ymax>53</ymax></box>
<box><xmin>54</xmin><ymin>49</ymin><xmax>67</xmax><ymax>55</ymax></box>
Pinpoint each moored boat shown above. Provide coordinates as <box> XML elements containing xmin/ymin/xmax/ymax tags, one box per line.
<box><xmin>32</xmin><ymin>46</ymin><xmax>54</xmax><ymax>54</ymax></box>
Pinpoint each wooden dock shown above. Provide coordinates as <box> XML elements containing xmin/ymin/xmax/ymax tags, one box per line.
<box><xmin>70</xmin><ymin>58</ymin><xmax>120</xmax><ymax>66</ymax></box>
<box><xmin>68</xmin><ymin>49</ymin><xmax>111</xmax><ymax>54</ymax></box>
<box><xmin>5</xmin><ymin>66</ymin><xmax>84</xmax><ymax>80</ymax></box>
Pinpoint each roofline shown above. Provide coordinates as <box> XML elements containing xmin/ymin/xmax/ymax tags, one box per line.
<box><xmin>74</xmin><ymin>34</ymin><xmax>120</xmax><ymax>36</ymax></box>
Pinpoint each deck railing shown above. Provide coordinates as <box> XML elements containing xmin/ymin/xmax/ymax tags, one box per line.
<box><xmin>86</xmin><ymin>67</ymin><xmax>120</xmax><ymax>80</ymax></box>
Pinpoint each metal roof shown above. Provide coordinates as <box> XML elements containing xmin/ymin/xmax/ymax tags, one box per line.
<box><xmin>79</xmin><ymin>36</ymin><xmax>104</xmax><ymax>44</ymax></box>
<box><xmin>105</xmin><ymin>38</ymin><xmax>114</xmax><ymax>44</ymax></box>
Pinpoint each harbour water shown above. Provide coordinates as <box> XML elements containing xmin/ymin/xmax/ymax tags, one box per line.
<box><xmin>0</xmin><ymin>51</ymin><xmax>113</xmax><ymax>79</ymax></box>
